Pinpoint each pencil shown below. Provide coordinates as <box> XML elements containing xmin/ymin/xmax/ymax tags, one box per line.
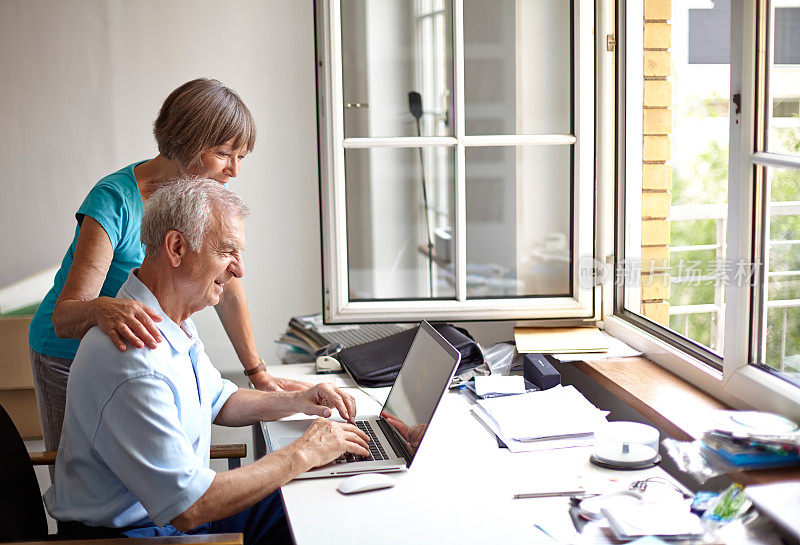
<box><xmin>513</xmin><ymin>490</ymin><xmax>586</xmax><ymax>499</ymax></box>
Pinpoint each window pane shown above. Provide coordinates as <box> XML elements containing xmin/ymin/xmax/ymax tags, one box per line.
<box><xmin>341</xmin><ymin>0</ymin><xmax>454</xmax><ymax>138</ymax></box>
<box><xmin>622</xmin><ymin>0</ymin><xmax>730</xmax><ymax>355</ymax></box>
<box><xmin>766</xmin><ymin>2</ymin><xmax>800</xmax><ymax>156</ymax></box>
<box><xmin>462</xmin><ymin>0</ymin><xmax>571</xmax><ymax>135</ymax></box>
<box><xmin>465</xmin><ymin>146</ymin><xmax>571</xmax><ymax>298</ymax></box>
<box><xmin>345</xmin><ymin>147</ymin><xmax>455</xmax><ymax>300</ymax></box>
<box><xmin>762</xmin><ymin>166</ymin><xmax>800</xmax><ymax>384</ymax></box>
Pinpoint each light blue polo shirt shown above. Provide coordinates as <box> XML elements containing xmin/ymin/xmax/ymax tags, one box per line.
<box><xmin>44</xmin><ymin>270</ymin><xmax>238</xmax><ymax>528</ymax></box>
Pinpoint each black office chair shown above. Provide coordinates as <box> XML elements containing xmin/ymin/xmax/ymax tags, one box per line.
<box><xmin>0</xmin><ymin>403</ymin><xmax>243</xmax><ymax>544</ymax></box>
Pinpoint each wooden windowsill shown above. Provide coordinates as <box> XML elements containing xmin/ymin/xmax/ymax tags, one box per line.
<box><xmin>572</xmin><ymin>356</ymin><xmax>800</xmax><ymax>485</ymax></box>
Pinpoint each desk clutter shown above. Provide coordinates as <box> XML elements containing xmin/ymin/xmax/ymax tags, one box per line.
<box><xmin>663</xmin><ymin>410</ymin><xmax>800</xmax><ymax>483</ymax></box>
<box><xmin>532</xmin><ymin>479</ymin><xmax>783</xmax><ymax>544</ymax></box>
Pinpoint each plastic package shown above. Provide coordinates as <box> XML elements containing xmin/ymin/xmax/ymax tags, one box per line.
<box><xmin>702</xmin><ymin>484</ymin><xmax>751</xmax><ymax>523</ymax></box>
<box><xmin>662</xmin><ymin>438</ymin><xmax>726</xmax><ymax>484</ymax></box>
<box><xmin>450</xmin><ymin>341</ymin><xmax>515</xmax><ymax>388</ymax></box>
<box><xmin>483</xmin><ymin>342</ymin><xmax>517</xmax><ymax>375</ymax></box>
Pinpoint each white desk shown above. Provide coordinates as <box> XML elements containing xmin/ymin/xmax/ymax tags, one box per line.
<box><xmin>261</xmin><ymin>364</ymin><xmax>683</xmax><ymax>545</ymax></box>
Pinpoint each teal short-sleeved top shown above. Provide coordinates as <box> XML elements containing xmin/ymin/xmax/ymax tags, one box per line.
<box><xmin>29</xmin><ymin>161</ymin><xmax>148</xmax><ymax>360</ymax></box>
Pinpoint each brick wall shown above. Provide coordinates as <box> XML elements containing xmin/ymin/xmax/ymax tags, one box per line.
<box><xmin>641</xmin><ymin>0</ymin><xmax>672</xmax><ymax>326</ymax></box>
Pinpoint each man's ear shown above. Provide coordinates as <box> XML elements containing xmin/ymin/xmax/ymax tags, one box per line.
<box><xmin>163</xmin><ymin>230</ymin><xmax>185</xmax><ymax>268</ymax></box>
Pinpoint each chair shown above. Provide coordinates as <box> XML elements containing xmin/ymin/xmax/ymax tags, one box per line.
<box><xmin>0</xmin><ymin>403</ymin><xmax>243</xmax><ymax>544</ymax></box>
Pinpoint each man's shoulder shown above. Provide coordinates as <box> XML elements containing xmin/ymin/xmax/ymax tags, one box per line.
<box><xmin>72</xmin><ymin>327</ymin><xmax>167</xmax><ymax>383</ymax></box>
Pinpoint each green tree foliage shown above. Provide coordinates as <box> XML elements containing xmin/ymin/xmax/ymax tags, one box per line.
<box><xmin>669</xmin><ymin>141</ymin><xmax>727</xmax><ymax>349</ymax></box>
<box><xmin>669</xmin><ymin>123</ymin><xmax>800</xmax><ymax>372</ymax></box>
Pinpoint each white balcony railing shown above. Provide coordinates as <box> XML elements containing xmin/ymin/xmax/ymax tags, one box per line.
<box><xmin>668</xmin><ymin>202</ymin><xmax>800</xmax><ymax>373</ymax></box>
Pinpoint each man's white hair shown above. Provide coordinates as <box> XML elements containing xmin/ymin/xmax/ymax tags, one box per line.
<box><xmin>141</xmin><ymin>178</ymin><xmax>249</xmax><ymax>256</ymax></box>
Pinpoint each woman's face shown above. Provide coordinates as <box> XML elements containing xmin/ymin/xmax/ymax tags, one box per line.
<box><xmin>187</xmin><ymin>139</ymin><xmax>248</xmax><ymax>184</ymax></box>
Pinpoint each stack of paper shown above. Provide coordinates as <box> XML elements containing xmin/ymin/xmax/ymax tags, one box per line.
<box><xmin>514</xmin><ymin>327</ymin><xmax>610</xmax><ymax>354</ymax></box>
<box><xmin>602</xmin><ymin>502</ymin><xmax>704</xmax><ymax>540</ymax></box>
<box><xmin>472</xmin><ymin>385</ymin><xmax>609</xmax><ymax>453</ymax></box>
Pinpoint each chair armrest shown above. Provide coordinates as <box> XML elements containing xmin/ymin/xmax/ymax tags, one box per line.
<box><xmin>3</xmin><ymin>532</ymin><xmax>243</xmax><ymax>544</ymax></box>
<box><xmin>30</xmin><ymin>444</ymin><xmax>247</xmax><ymax>466</ymax></box>
<box><xmin>29</xmin><ymin>450</ymin><xmax>56</xmax><ymax>465</ymax></box>
<box><xmin>210</xmin><ymin>443</ymin><xmax>247</xmax><ymax>460</ymax></box>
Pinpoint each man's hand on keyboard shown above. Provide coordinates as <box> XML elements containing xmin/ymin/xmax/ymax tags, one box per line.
<box><xmin>294</xmin><ymin>382</ymin><xmax>357</xmax><ymax>423</ymax></box>
<box><xmin>289</xmin><ymin>418</ymin><xmax>370</xmax><ymax>469</ymax></box>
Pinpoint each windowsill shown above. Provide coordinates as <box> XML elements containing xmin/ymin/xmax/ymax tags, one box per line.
<box><xmin>571</xmin><ymin>356</ymin><xmax>800</xmax><ymax>485</ymax></box>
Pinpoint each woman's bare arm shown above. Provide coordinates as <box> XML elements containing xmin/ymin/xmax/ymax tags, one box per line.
<box><xmin>53</xmin><ymin>216</ymin><xmax>162</xmax><ymax>351</ymax></box>
<box><xmin>215</xmin><ymin>278</ymin><xmax>312</xmax><ymax>392</ymax></box>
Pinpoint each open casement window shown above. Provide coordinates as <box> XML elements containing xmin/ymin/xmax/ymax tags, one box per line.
<box><xmin>608</xmin><ymin>0</ymin><xmax>800</xmax><ymax>416</ymax></box>
<box><xmin>315</xmin><ymin>0</ymin><xmax>596</xmax><ymax>323</ymax></box>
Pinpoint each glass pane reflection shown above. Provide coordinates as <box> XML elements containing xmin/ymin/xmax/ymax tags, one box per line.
<box><xmin>764</xmin><ymin>166</ymin><xmax>800</xmax><ymax>382</ymax></box>
<box><xmin>465</xmin><ymin>146</ymin><xmax>571</xmax><ymax>297</ymax></box>
<box><xmin>766</xmin><ymin>1</ymin><xmax>800</xmax><ymax>157</ymax></box>
<box><xmin>345</xmin><ymin>147</ymin><xmax>455</xmax><ymax>300</ymax></box>
<box><xmin>341</xmin><ymin>0</ymin><xmax>454</xmax><ymax>138</ymax></box>
<box><xmin>463</xmin><ymin>0</ymin><xmax>572</xmax><ymax>135</ymax></box>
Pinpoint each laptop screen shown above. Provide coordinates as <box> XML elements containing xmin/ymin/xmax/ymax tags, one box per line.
<box><xmin>379</xmin><ymin>321</ymin><xmax>461</xmax><ymax>465</ymax></box>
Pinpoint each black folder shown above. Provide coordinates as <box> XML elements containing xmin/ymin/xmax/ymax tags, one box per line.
<box><xmin>337</xmin><ymin>323</ymin><xmax>484</xmax><ymax>387</ymax></box>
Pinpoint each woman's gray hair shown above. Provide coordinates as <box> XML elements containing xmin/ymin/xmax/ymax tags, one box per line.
<box><xmin>153</xmin><ymin>78</ymin><xmax>256</xmax><ymax>169</ymax></box>
<box><xmin>141</xmin><ymin>178</ymin><xmax>250</xmax><ymax>256</ymax></box>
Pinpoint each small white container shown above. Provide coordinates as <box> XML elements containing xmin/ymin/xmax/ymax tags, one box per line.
<box><xmin>591</xmin><ymin>421</ymin><xmax>660</xmax><ymax>469</ymax></box>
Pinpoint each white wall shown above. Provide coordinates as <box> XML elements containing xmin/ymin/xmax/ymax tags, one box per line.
<box><xmin>0</xmin><ymin>0</ymin><xmax>322</xmax><ymax>372</ymax></box>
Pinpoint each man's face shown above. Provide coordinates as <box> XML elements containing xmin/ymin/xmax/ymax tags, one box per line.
<box><xmin>180</xmin><ymin>213</ymin><xmax>246</xmax><ymax>313</ymax></box>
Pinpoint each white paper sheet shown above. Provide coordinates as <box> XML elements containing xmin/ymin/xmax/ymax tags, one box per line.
<box><xmin>474</xmin><ymin>375</ymin><xmax>526</xmax><ymax>396</ymax></box>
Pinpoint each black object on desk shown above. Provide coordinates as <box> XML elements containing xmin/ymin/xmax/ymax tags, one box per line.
<box><xmin>338</xmin><ymin>323</ymin><xmax>483</xmax><ymax>387</ymax></box>
<box><xmin>522</xmin><ymin>353</ymin><xmax>561</xmax><ymax>390</ymax></box>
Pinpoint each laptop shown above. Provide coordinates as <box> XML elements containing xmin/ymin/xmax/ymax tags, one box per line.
<box><xmin>263</xmin><ymin>320</ymin><xmax>462</xmax><ymax>478</ymax></box>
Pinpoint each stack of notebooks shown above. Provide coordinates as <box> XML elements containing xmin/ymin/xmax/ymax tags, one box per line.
<box><xmin>701</xmin><ymin>429</ymin><xmax>800</xmax><ymax>469</ymax></box>
<box><xmin>276</xmin><ymin>314</ymin><xmax>410</xmax><ymax>363</ymax></box>
<box><xmin>471</xmin><ymin>385</ymin><xmax>609</xmax><ymax>453</ymax></box>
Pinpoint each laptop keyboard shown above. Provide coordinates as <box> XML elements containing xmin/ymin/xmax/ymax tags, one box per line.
<box><xmin>335</xmin><ymin>420</ymin><xmax>390</xmax><ymax>463</ymax></box>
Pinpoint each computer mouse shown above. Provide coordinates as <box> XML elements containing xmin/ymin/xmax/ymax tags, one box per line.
<box><xmin>336</xmin><ymin>473</ymin><xmax>396</xmax><ymax>495</ymax></box>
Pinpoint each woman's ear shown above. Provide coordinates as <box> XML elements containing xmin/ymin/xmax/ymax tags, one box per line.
<box><xmin>163</xmin><ymin>230</ymin><xmax>185</xmax><ymax>268</ymax></box>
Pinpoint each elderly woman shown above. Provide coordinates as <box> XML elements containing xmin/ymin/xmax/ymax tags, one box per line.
<box><xmin>29</xmin><ymin>78</ymin><xmax>311</xmax><ymax>454</ymax></box>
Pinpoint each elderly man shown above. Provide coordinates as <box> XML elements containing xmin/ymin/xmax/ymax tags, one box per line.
<box><xmin>44</xmin><ymin>179</ymin><xmax>369</xmax><ymax>543</ymax></box>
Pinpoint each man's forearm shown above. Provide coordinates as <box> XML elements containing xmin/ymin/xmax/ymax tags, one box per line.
<box><xmin>171</xmin><ymin>447</ymin><xmax>309</xmax><ymax>531</ymax></box>
<box><xmin>214</xmin><ymin>389</ymin><xmax>299</xmax><ymax>427</ymax></box>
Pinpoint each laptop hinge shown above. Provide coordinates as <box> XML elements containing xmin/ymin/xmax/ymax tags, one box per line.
<box><xmin>377</xmin><ymin>418</ymin><xmax>412</xmax><ymax>466</ymax></box>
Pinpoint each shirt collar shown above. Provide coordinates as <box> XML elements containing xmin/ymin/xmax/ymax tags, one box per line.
<box><xmin>118</xmin><ymin>269</ymin><xmax>198</xmax><ymax>355</ymax></box>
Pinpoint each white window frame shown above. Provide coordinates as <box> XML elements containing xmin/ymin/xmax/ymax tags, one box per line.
<box><xmin>603</xmin><ymin>0</ymin><xmax>800</xmax><ymax>419</ymax></box>
<box><xmin>316</xmin><ymin>0</ymin><xmax>598</xmax><ymax>323</ymax></box>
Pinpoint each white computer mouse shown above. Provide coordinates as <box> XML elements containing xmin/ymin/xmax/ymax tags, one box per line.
<box><xmin>336</xmin><ymin>473</ymin><xmax>396</xmax><ymax>495</ymax></box>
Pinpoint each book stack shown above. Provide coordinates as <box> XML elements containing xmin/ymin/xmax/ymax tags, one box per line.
<box><xmin>701</xmin><ymin>429</ymin><xmax>800</xmax><ymax>469</ymax></box>
<box><xmin>699</xmin><ymin>410</ymin><xmax>800</xmax><ymax>470</ymax></box>
<box><xmin>275</xmin><ymin>313</ymin><xmax>410</xmax><ymax>363</ymax></box>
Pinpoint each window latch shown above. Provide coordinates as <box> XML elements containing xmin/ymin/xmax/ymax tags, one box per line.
<box><xmin>732</xmin><ymin>93</ymin><xmax>741</xmax><ymax>115</ymax></box>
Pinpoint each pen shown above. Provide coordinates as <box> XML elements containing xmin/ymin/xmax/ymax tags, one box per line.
<box><xmin>514</xmin><ymin>432</ymin><xmax>593</xmax><ymax>443</ymax></box>
<box><xmin>513</xmin><ymin>490</ymin><xmax>587</xmax><ymax>499</ymax></box>
<box><xmin>533</xmin><ymin>524</ymin><xmax>559</xmax><ymax>543</ymax></box>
